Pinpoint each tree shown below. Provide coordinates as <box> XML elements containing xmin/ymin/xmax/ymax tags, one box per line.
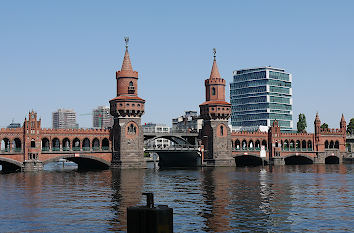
<box><xmin>297</xmin><ymin>113</ymin><xmax>307</xmax><ymax>133</ymax></box>
<box><xmin>347</xmin><ymin>118</ymin><xmax>354</xmax><ymax>134</ymax></box>
<box><xmin>321</xmin><ymin>123</ymin><xmax>328</xmax><ymax>129</ymax></box>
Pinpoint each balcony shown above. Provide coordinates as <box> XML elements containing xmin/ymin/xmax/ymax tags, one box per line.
<box><xmin>42</xmin><ymin>147</ymin><xmax>50</xmax><ymax>152</ymax></box>
<box><xmin>72</xmin><ymin>147</ymin><xmax>80</xmax><ymax>151</ymax></box>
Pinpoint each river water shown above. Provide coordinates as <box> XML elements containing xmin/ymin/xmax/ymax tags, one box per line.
<box><xmin>0</xmin><ymin>163</ymin><xmax>353</xmax><ymax>232</ymax></box>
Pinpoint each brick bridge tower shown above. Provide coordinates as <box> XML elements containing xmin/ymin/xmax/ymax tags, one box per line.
<box><xmin>109</xmin><ymin>38</ymin><xmax>146</xmax><ymax>168</ymax></box>
<box><xmin>199</xmin><ymin>49</ymin><xmax>234</xmax><ymax>166</ymax></box>
<box><xmin>23</xmin><ymin>110</ymin><xmax>43</xmax><ymax>171</ymax></box>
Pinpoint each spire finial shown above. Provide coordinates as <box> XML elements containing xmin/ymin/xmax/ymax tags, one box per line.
<box><xmin>124</xmin><ymin>36</ymin><xmax>129</xmax><ymax>49</ymax></box>
<box><xmin>213</xmin><ymin>48</ymin><xmax>216</xmax><ymax>60</ymax></box>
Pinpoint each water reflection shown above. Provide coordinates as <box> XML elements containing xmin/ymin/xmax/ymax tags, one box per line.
<box><xmin>0</xmin><ymin>164</ymin><xmax>352</xmax><ymax>232</ymax></box>
<box><xmin>109</xmin><ymin>169</ymin><xmax>144</xmax><ymax>232</ymax></box>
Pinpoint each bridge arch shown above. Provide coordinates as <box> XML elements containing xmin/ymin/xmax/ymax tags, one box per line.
<box><xmin>42</xmin><ymin>154</ymin><xmax>110</xmax><ymax>170</ymax></box>
<box><xmin>283</xmin><ymin>154</ymin><xmax>313</xmax><ymax>165</ymax></box>
<box><xmin>325</xmin><ymin>155</ymin><xmax>340</xmax><ymax>164</ymax></box>
<box><xmin>0</xmin><ymin>157</ymin><xmax>23</xmax><ymax>172</ymax></box>
<box><xmin>234</xmin><ymin>154</ymin><xmax>266</xmax><ymax>167</ymax></box>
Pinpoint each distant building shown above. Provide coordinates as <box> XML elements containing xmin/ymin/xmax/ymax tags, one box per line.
<box><xmin>172</xmin><ymin>111</ymin><xmax>203</xmax><ymax>132</ymax></box>
<box><xmin>7</xmin><ymin>122</ymin><xmax>21</xmax><ymax>128</ymax></box>
<box><xmin>143</xmin><ymin>123</ymin><xmax>171</xmax><ymax>148</ymax></box>
<box><xmin>93</xmin><ymin>106</ymin><xmax>113</xmax><ymax>129</ymax></box>
<box><xmin>230</xmin><ymin>67</ymin><xmax>293</xmax><ymax>131</ymax></box>
<box><xmin>52</xmin><ymin>109</ymin><xmax>79</xmax><ymax>129</ymax></box>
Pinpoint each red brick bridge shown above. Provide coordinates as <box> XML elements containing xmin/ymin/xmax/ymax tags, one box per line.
<box><xmin>0</xmin><ymin>111</ymin><xmax>111</xmax><ymax>172</ymax></box>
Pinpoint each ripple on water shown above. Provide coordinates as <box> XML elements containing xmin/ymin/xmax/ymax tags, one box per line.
<box><xmin>0</xmin><ymin>164</ymin><xmax>353</xmax><ymax>232</ymax></box>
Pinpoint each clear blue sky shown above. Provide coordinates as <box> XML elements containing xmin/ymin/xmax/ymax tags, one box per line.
<box><xmin>1</xmin><ymin>0</ymin><xmax>353</xmax><ymax>131</ymax></box>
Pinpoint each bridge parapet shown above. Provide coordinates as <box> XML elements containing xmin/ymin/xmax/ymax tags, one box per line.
<box><xmin>145</xmin><ymin>144</ymin><xmax>199</xmax><ymax>152</ymax></box>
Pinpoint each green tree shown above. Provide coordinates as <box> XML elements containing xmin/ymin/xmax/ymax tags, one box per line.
<box><xmin>321</xmin><ymin>123</ymin><xmax>328</xmax><ymax>129</ymax></box>
<box><xmin>347</xmin><ymin>118</ymin><xmax>354</xmax><ymax>134</ymax></box>
<box><xmin>297</xmin><ymin>113</ymin><xmax>307</xmax><ymax>133</ymax></box>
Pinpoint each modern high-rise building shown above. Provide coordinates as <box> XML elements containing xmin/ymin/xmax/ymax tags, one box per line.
<box><xmin>230</xmin><ymin>67</ymin><xmax>293</xmax><ymax>131</ymax></box>
<box><xmin>93</xmin><ymin>106</ymin><xmax>113</xmax><ymax>129</ymax></box>
<box><xmin>52</xmin><ymin>109</ymin><xmax>79</xmax><ymax>129</ymax></box>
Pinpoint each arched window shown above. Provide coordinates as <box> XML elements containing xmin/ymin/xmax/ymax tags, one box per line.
<box><xmin>325</xmin><ymin>140</ymin><xmax>329</xmax><ymax>148</ymax></box>
<box><xmin>102</xmin><ymin>138</ymin><xmax>109</xmax><ymax>150</ymax></box>
<box><xmin>262</xmin><ymin>140</ymin><xmax>267</xmax><ymax>150</ymax></box>
<box><xmin>248</xmin><ymin>140</ymin><xmax>254</xmax><ymax>149</ymax></box>
<box><xmin>73</xmin><ymin>138</ymin><xmax>80</xmax><ymax>151</ymax></box>
<box><xmin>296</xmin><ymin>140</ymin><xmax>300</xmax><ymax>150</ymax></box>
<box><xmin>334</xmin><ymin>141</ymin><xmax>339</xmax><ymax>149</ymax></box>
<box><xmin>220</xmin><ymin>125</ymin><xmax>224</xmax><ymax>136</ymax></box>
<box><xmin>62</xmin><ymin>138</ymin><xmax>70</xmax><ymax>151</ymax></box>
<box><xmin>329</xmin><ymin>140</ymin><xmax>334</xmax><ymax>148</ymax></box>
<box><xmin>212</xmin><ymin>87</ymin><xmax>216</xmax><ymax>95</ymax></box>
<box><xmin>128</xmin><ymin>81</ymin><xmax>135</xmax><ymax>94</ymax></box>
<box><xmin>128</xmin><ymin>123</ymin><xmax>137</xmax><ymax>134</ymax></box>
<box><xmin>31</xmin><ymin>140</ymin><xmax>36</xmax><ymax>148</ymax></box>
<box><xmin>42</xmin><ymin>138</ymin><xmax>50</xmax><ymax>151</ymax></box>
<box><xmin>235</xmin><ymin>140</ymin><xmax>240</xmax><ymax>149</ymax></box>
<box><xmin>242</xmin><ymin>140</ymin><xmax>247</xmax><ymax>150</ymax></box>
<box><xmin>307</xmin><ymin>140</ymin><xmax>312</xmax><ymax>150</ymax></box>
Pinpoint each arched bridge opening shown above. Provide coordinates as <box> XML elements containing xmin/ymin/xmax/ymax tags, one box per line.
<box><xmin>325</xmin><ymin>156</ymin><xmax>340</xmax><ymax>164</ymax></box>
<box><xmin>43</xmin><ymin>155</ymin><xmax>110</xmax><ymax>170</ymax></box>
<box><xmin>234</xmin><ymin>155</ymin><xmax>267</xmax><ymax>167</ymax></box>
<box><xmin>284</xmin><ymin>155</ymin><xmax>313</xmax><ymax>165</ymax></box>
<box><xmin>0</xmin><ymin>158</ymin><xmax>23</xmax><ymax>173</ymax></box>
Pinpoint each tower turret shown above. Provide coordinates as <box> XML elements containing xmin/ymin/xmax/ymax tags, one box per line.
<box><xmin>109</xmin><ymin>37</ymin><xmax>146</xmax><ymax>168</ymax></box>
<box><xmin>340</xmin><ymin>114</ymin><xmax>346</xmax><ymax>132</ymax></box>
<box><xmin>199</xmin><ymin>49</ymin><xmax>234</xmax><ymax>166</ymax></box>
<box><xmin>314</xmin><ymin>112</ymin><xmax>321</xmax><ymax>135</ymax></box>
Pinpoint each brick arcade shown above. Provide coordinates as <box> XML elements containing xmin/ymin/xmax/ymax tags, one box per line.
<box><xmin>0</xmin><ymin>42</ymin><xmax>349</xmax><ymax>171</ymax></box>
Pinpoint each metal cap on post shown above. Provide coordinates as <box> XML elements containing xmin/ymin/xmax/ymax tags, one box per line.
<box><xmin>127</xmin><ymin>192</ymin><xmax>173</xmax><ymax>233</ymax></box>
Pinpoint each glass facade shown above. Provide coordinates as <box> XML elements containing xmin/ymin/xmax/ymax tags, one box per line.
<box><xmin>230</xmin><ymin>67</ymin><xmax>293</xmax><ymax>131</ymax></box>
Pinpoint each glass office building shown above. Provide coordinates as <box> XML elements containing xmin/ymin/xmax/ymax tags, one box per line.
<box><xmin>230</xmin><ymin>67</ymin><xmax>293</xmax><ymax>131</ymax></box>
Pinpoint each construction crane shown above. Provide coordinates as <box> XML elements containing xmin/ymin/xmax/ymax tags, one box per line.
<box><xmin>79</xmin><ymin>113</ymin><xmax>103</xmax><ymax>128</ymax></box>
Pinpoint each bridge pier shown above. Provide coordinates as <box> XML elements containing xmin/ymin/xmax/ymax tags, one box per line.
<box><xmin>203</xmin><ymin>158</ymin><xmax>235</xmax><ymax>167</ymax></box>
<box><xmin>272</xmin><ymin>157</ymin><xmax>285</xmax><ymax>166</ymax></box>
<box><xmin>23</xmin><ymin>160</ymin><xmax>43</xmax><ymax>172</ymax></box>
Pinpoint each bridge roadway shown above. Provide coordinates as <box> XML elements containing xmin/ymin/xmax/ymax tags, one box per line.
<box><xmin>145</xmin><ymin>144</ymin><xmax>201</xmax><ymax>167</ymax></box>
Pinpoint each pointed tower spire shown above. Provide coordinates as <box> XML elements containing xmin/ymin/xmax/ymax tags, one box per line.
<box><xmin>340</xmin><ymin>113</ymin><xmax>346</xmax><ymax>130</ymax></box>
<box><xmin>121</xmin><ymin>36</ymin><xmax>133</xmax><ymax>71</ymax></box>
<box><xmin>315</xmin><ymin>112</ymin><xmax>320</xmax><ymax>122</ymax></box>
<box><xmin>210</xmin><ymin>48</ymin><xmax>221</xmax><ymax>79</ymax></box>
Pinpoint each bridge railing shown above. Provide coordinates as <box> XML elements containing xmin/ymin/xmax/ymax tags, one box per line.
<box><xmin>143</xmin><ymin>129</ymin><xmax>199</xmax><ymax>134</ymax></box>
<box><xmin>232</xmin><ymin>147</ymin><xmax>268</xmax><ymax>152</ymax></box>
<box><xmin>0</xmin><ymin>148</ymin><xmax>22</xmax><ymax>153</ymax></box>
<box><xmin>40</xmin><ymin>147</ymin><xmax>111</xmax><ymax>153</ymax></box>
<box><xmin>145</xmin><ymin>144</ymin><xmax>199</xmax><ymax>151</ymax></box>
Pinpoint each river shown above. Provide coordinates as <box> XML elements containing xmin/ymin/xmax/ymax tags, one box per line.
<box><xmin>0</xmin><ymin>163</ymin><xmax>353</xmax><ymax>232</ymax></box>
